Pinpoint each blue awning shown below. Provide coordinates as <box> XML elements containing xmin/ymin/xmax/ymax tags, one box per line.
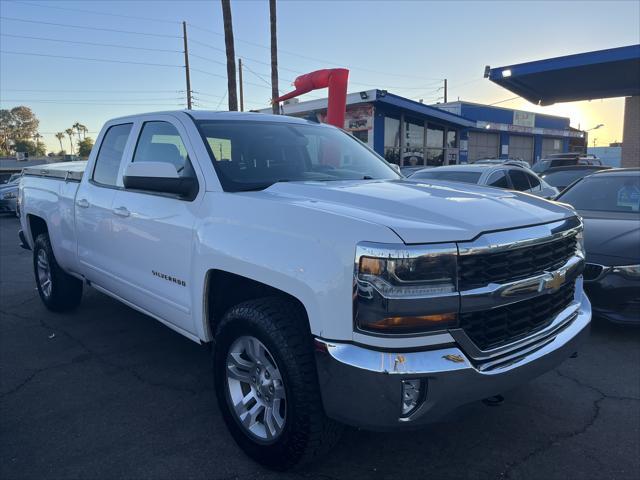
<box><xmin>487</xmin><ymin>45</ymin><xmax>640</xmax><ymax>106</ymax></box>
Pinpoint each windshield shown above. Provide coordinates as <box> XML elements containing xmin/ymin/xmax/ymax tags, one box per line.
<box><xmin>541</xmin><ymin>169</ymin><xmax>597</xmax><ymax>188</ymax></box>
<box><xmin>195</xmin><ymin>120</ymin><xmax>399</xmax><ymax>191</ymax></box>
<box><xmin>531</xmin><ymin>161</ymin><xmax>549</xmax><ymax>173</ymax></box>
<box><xmin>410</xmin><ymin>170</ymin><xmax>482</xmax><ymax>184</ymax></box>
<box><xmin>558</xmin><ymin>174</ymin><xmax>640</xmax><ymax>213</ymax></box>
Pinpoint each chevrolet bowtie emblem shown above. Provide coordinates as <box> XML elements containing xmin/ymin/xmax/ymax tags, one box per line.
<box><xmin>540</xmin><ymin>269</ymin><xmax>566</xmax><ymax>292</ymax></box>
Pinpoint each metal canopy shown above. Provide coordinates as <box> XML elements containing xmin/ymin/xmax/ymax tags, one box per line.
<box><xmin>487</xmin><ymin>45</ymin><xmax>640</xmax><ymax>106</ymax></box>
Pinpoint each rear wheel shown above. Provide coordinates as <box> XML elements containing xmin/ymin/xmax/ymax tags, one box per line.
<box><xmin>33</xmin><ymin>233</ymin><xmax>83</xmax><ymax>312</ymax></box>
<box><xmin>213</xmin><ymin>297</ymin><xmax>342</xmax><ymax>470</ymax></box>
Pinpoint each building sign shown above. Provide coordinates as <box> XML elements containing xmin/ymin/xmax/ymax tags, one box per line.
<box><xmin>513</xmin><ymin>110</ymin><xmax>535</xmax><ymax>128</ymax></box>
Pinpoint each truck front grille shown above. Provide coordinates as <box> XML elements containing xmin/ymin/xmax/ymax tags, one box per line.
<box><xmin>458</xmin><ymin>234</ymin><xmax>577</xmax><ymax>290</ymax></box>
<box><xmin>459</xmin><ymin>282</ymin><xmax>575</xmax><ymax>350</ymax></box>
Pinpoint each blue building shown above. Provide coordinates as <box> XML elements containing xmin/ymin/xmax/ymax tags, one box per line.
<box><xmin>265</xmin><ymin>89</ymin><xmax>585</xmax><ymax>168</ymax></box>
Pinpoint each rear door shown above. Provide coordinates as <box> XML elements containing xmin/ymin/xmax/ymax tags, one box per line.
<box><xmin>75</xmin><ymin>122</ymin><xmax>134</xmax><ymax>291</ymax></box>
<box><xmin>108</xmin><ymin>116</ymin><xmax>203</xmax><ymax>334</ymax></box>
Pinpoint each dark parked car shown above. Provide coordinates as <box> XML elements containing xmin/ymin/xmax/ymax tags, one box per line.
<box><xmin>556</xmin><ymin>169</ymin><xmax>640</xmax><ymax>324</ymax></box>
<box><xmin>540</xmin><ymin>165</ymin><xmax>612</xmax><ymax>192</ymax></box>
<box><xmin>532</xmin><ymin>154</ymin><xmax>602</xmax><ymax>174</ymax></box>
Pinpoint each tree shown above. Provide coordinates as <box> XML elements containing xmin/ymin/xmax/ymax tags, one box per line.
<box><xmin>55</xmin><ymin>132</ymin><xmax>65</xmax><ymax>152</ymax></box>
<box><xmin>77</xmin><ymin>137</ymin><xmax>94</xmax><ymax>158</ymax></box>
<box><xmin>270</xmin><ymin>0</ymin><xmax>279</xmax><ymax>114</ymax></box>
<box><xmin>13</xmin><ymin>139</ymin><xmax>45</xmax><ymax>156</ymax></box>
<box><xmin>221</xmin><ymin>0</ymin><xmax>238</xmax><ymax>111</ymax></box>
<box><xmin>65</xmin><ymin>128</ymin><xmax>75</xmax><ymax>154</ymax></box>
<box><xmin>0</xmin><ymin>106</ymin><xmax>40</xmax><ymax>153</ymax></box>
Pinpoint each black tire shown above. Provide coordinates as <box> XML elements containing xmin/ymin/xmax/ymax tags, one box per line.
<box><xmin>213</xmin><ymin>297</ymin><xmax>342</xmax><ymax>470</ymax></box>
<box><xmin>33</xmin><ymin>233</ymin><xmax>83</xmax><ymax>312</ymax></box>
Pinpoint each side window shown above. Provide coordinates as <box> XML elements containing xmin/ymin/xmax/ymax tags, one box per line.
<box><xmin>92</xmin><ymin>123</ymin><xmax>133</xmax><ymax>186</ymax></box>
<box><xmin>133</xmin><ymin>121</ymin><xmax>193</xmax><ymax>176</ymax></box>
<box><xmin>527</xmin><ymin>172</ymin><xmax>541</xmax><ymax>190</ymax></box>
<box><xmin>509</xmin><ymin>170</ymin><xmax>531</xmax><ymax>191</ymax></box>
<box><xmin>486</xmin><ymin>170</ymin><xmax>509</xmax><ymax>188</ymax></box>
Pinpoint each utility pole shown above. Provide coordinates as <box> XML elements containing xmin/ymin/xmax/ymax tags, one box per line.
<box><xmin>238</xmin><ymin>58</ymin><xmax>244</xmax><ymax>112</ymax></box>
<box><xmin>221</xmin><ymin>0</ymin><xmax>238</xmax><ymax>111</ymax></box>
<box><xmin>182</xmin><ymin>21</ymin><xmax>192</xmax><ymax>109</ymax></box>
<box><xmin>443</xmin><ymin>78</ymin><xmax>447</xmax><ymax>103</ymax></box>
<box><xmin>269</xmin><ymin>0</ymin><xmax>279</xmax><ymax>114</ymax></box>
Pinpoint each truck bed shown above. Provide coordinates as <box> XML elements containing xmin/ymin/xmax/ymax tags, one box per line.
<box><xmin>22</xmin><ymin>161</ymin><xmax>87</xmax><ymax>182</ymax></box>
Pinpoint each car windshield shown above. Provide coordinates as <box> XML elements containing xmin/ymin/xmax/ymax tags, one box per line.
<box><xmin>410</xmin><ymin>170</ymin><xmax>482</xmax><ymax>184</ymax></box>
<box><xmin>195</xmin><ymin>120</ymin><xmax>399</xmax><ymax>191</ymax></box>
<box><xmin>558</xmin><ymin>174</ymin><xmax>640</xmax><ymax>213</ymax></box>
<box><xmin>532</xmin><ymin>161</ymin><xmax>550</xmax><ymax>173</ymax></box>
<box><xmin>541</xmin><ymin>169</ymin><xmax>597</xmax><ymax>188</ymax></box>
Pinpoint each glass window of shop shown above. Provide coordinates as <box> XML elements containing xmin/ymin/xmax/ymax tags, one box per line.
<box><xmin>446</xmin><ymin>129</ymin><xmax>457</xmax><ymax>148</ymax></box>
<box><xmin>403</xmin><ymin>118</ymin><xmax>425</xmax><ymax>166</ymax></box>
<box><xmin>383</xmin><ymin>116</ymin><xmax>401</xmax><ymax>164</ymax></box>
<box><xmin>426</xmin><ymin>124</ymin><xmax>445</xmax><ymax>166</ymax></box>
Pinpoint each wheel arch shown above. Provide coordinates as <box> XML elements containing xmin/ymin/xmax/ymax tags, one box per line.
<box><xmin>202</xmin><ymin>269</ymin><xmax>311</xmax><ymax>342</ymax></box>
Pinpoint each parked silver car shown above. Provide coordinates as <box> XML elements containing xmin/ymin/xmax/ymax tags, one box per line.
<box><xmin>409</xmin><ymin>163</ymin><xmax>559</xmax><ymax>199</ymax></box>
<box><xmin>0</xmin><ymin>173</ymin><xmax>21</xmax><ymax>214</ymax></box>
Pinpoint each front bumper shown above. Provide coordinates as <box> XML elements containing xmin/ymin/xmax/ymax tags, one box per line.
<box><xmin>315</xmin><ymin>290</ymin><xmax>591</xmax><ymax>430</ymax></box>
<box><xmin>585</xmin><ymin>273</ymin><xmax>640</xmax><ymax>325</ymax></box>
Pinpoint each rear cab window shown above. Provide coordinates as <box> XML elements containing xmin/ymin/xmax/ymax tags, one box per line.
<box><xmin>92</xmin><ymin>123</ymin><xmax>133</xmax><ymax>186</ymax></box>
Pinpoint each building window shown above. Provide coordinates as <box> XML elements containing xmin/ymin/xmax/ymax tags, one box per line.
<box><xmin>426</xmin><ymin>124</ymin><xmax>445</xmax><ymax>166</ymax></box>
<box><xmin>403</xmin><ymin>118</ymin><xmax>425</xmax><ymax>166</ymax></box>
<box><xmin>447</xmin><ymin>130</ymin><xmax>457</xmax><ymax>148</ymax></box>
<box><xmin>383</xmin><ymin>116</ymin><xmax>400</xmax><ymax>164</ymax></box>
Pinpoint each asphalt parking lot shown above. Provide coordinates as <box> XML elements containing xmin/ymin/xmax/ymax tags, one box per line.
<box><xmin>1</xmin><ymin>215</ymin><xmax>639</xmax><ymax>480</ymax></box>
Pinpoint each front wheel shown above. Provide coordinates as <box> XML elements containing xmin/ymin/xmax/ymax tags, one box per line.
<box><xmin>33</xmin><ymin>233</ymin><xmax>83</xmax><ymax>312</ymax></box>
<box><xmin>213</xmin><ymin>298</ymin><xmax>342</xmax><ymax>470</ymax></box>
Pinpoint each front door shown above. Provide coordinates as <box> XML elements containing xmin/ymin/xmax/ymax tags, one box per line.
<box><xmin>109</xmin><ymin>119</ymin><xmax>202</xmax><ymax>334</ymax></box>
<box><xmin>76</xmin><ymin>123</ymin><xmax>133</xmax><ymax>292</ymax></box>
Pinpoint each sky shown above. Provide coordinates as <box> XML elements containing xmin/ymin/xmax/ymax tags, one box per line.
<box><xmin>1</xmin><ymin>0</ymin><xmax>639</xmax><ymax>152</ymax></box>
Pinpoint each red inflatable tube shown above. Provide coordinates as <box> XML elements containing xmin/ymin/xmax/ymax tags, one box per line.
<box><xmin>274</xmin><ymin>68</ymin><xmax>349</xmax><ymax>128</ymax></box>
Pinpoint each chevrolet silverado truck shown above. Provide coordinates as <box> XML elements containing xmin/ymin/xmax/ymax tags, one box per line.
<box><xmin>18</xmin><ymin>111</ymin><xmax>591</xmax><ymax>470</ymax></box>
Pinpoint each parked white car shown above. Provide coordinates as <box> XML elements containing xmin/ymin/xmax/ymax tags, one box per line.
<box><xmin>18</xmin><ymin>111</ymin><xmax>590</xmax><ymax>469</ymax></box>
<box><xmin>409</xmin><ymin>163</ymin><xmax>560</xmax><ymax>199</ymax></box>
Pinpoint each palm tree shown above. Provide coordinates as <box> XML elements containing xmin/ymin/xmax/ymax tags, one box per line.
<box><xmin>79</xmin><ymin>124</ymin><xmax>88</xmax><ymax>140</ymax></box>
<box><xmin>73</xmin><ymin>122</ymin><xmax>82</xmax><ymax>142</ymax></box>
<box><xmin>269</xmin><ymin>0</ymin><xmax>279</xmax><ymax>114</ymax></box>
<box><xmin>221</xmin><ymin>0</ymin><xmax>238</xmax><ymax>111</ymax></box>
<box><xmin>55</xmin><ymin>132</ymin><xmax>65</xmax><ymax>152</ymax></box>
<box><xmin>65</xmin><ymin>128</ymin><xmax>74</xmax><ymax>154</ymax></box>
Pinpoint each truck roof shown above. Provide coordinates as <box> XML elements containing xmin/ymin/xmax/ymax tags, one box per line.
<box><xmin>108</xmin><ymin>110</ymin><xmax>321</xmax><ymax>126</ymax></box>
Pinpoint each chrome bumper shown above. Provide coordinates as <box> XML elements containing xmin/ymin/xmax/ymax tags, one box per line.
<box><xmin>314</xmin><ymin>289</ymin><xmax>591</xmax><ymax>431</ymax></box>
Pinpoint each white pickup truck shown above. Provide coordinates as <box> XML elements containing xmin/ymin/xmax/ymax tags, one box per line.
<box><xmin>18</xmin><ymin>111</ymin><xmax>591</xmax><ymax>470</ymax></box>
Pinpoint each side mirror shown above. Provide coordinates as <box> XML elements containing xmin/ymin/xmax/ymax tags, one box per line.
<box><xmin>123</xmin><ymin>162</ymin><xmax>197</xmax><ymax>199</ymax></box>
<box><xmin>389</xmin><ymin>163</ymin><xmax>402</xmax><ymax>176</ymax></box>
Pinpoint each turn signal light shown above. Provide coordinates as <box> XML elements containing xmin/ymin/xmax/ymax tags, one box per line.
<box><xmin>367</xmin><ymin>313</ymin><xmax>457</xmax><ymax>332</ymax></box>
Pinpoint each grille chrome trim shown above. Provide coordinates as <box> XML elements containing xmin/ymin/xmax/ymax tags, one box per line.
<box><xmin>457</xmin><ymin>217</ymin><xmax>582</xmax><ymax>256</ymax></box>
<box><xmin>459</xmin><ymin>254</ymin><xmax>584</xmax><ymax>313</ymax></box>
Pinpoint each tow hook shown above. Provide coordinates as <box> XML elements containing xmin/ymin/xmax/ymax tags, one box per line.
<box><xmin>482</xmin><ymin>394</ymin><xmax>504</xmax><ymax>406</ymax></box>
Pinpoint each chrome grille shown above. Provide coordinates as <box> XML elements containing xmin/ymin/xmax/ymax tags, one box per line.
<box><xmin>458</xmin><ymin>234</ymin><xmax>577</xmax><ymax>290</ymax></box>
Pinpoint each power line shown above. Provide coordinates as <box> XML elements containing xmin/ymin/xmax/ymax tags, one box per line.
<box><xmin>1</xmin><ymin>50</ymin><xmax>184</xmax><ymax>68</ymax></box>
<box><xmin>0</xmin><ymin>33</ymin><xmax>183</xmax><ymax>53</ymax></box>
<box><xmin>489</xmin><ymin>96</ymin><xmax>520</xmax><ymax>106</ymax></box>
<box><xmin>0</xmin><ymin>16</ymin><xmax>181</xmax><ymax>38</ymax></box>
<box><xmin>11</xmin><ymin>1</ymin><xmax>181</xmax><ymax>25</ymax></box>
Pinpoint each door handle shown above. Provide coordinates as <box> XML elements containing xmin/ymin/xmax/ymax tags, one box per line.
<box><xmin>112</xmin><ymin>206</ymin><xmax>130</xmax><ymax>218</ymax></box>
<box><xmin>76</xmin><ymin>198</ymin><xmax>89</xmax><ymax>208</ymax></box>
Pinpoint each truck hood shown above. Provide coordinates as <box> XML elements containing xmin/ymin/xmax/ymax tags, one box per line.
<box><xmin>259</xmin><ymin>179</ymin><xmax>574</xmax><ymax>244</ymax></box>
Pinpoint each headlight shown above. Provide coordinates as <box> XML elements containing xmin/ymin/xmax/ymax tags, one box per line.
<box><xmin>612</xmin><ymin>265</ymin><xmax>640</xmax><ymax>279</ymax></box>
<box><xmin>354</xmin><ymin>242</ymin><xmax>458</xmax><ymax>333</ymax></box>
<box><xmin>2</xmin><ymin>191</ymin><xmax>16</xmax><ymax>199</ymax></box>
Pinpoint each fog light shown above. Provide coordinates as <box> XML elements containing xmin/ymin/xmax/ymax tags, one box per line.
<box><xmin>401</xmin><ymin>379</ymin><xmax>423</xmax><ymax>416</ymax></box>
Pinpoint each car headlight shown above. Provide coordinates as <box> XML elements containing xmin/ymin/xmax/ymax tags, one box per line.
<box><xmin>612</xmin><ymin>265</ymin><xmax>640</xmax><ymax>279</ymax></box>
<box><xmin>354</xmin><ymin>242</ymin><xmax>458</xmax><ymax>333</ymax></box>
<box><xmin>2</xmin><ymin>191</ymin><xmax>16</xmax><ymax>199</ymax></box>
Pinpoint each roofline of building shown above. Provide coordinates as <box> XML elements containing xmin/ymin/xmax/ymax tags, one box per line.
<box><xmin>435</xmin><ymin>100</ymin><xmax>571</xmax><ymax>123</ymax></box>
